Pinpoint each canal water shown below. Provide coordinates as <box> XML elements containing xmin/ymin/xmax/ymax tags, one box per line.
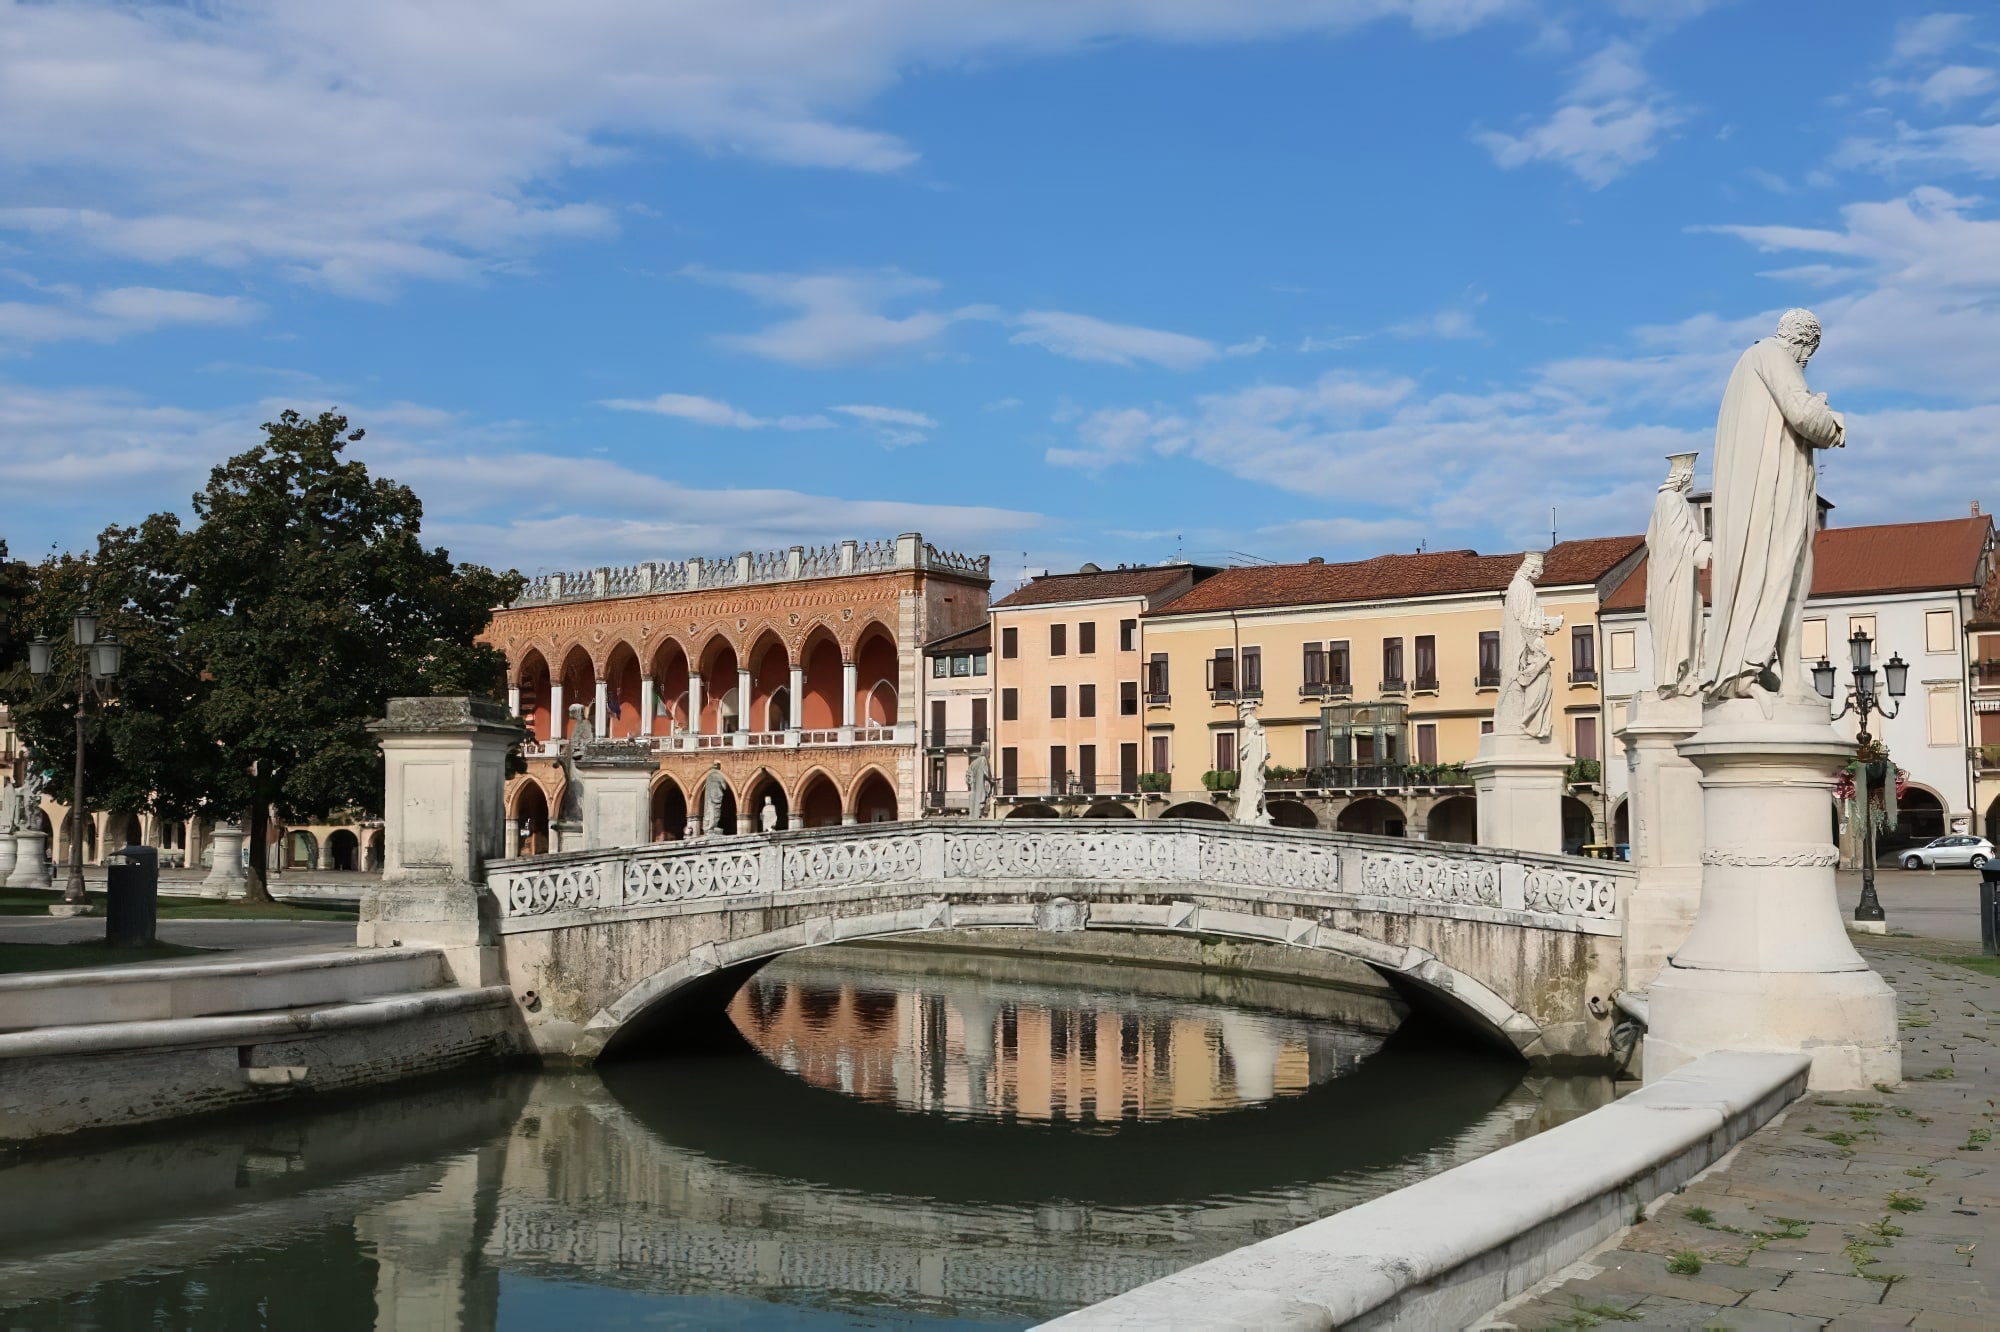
<box><xmin>0</xmin><ymin>945</ymin><xmax>1611</xmax><ymax>1329</ymax></box>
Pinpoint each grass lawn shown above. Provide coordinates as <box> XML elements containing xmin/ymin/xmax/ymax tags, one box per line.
<box><xmin>0</xmin><ymin>939</ymin><xmax>207</xmax><ymax>975</ymax></box>
<box><xmin>0</xmin><ymin>888</ymin><xmax>355</xmax><ymax>922</ymax></box>
<box><xmin>1934</xmin><ymin>954</ymin><xmax>2000</xmax><ymax>979</ymax></box>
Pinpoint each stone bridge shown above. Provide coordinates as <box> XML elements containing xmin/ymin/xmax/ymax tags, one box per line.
<box><xmin>484</xmin><ymin>821</ymin><xmax>1632</xmax><ymax>1068</ymax></box>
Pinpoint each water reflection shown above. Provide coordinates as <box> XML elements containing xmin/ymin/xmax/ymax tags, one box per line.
<box><xmin>0</xmin><ymin>946</ymin><xmax>1612</xmax><ymax>1328</ymax></box>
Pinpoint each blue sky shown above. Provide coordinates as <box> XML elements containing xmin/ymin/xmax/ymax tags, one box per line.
<box><xmin>1</xmin><ymin>1</ymin><xmax>1995</xmax><ymax>584</ymax></box>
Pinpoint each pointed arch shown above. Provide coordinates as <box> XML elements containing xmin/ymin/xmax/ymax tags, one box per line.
<box><xmin>516</xmin><ymin>648</ymin><xmax>553</xmax><ymax>742</ymax></box>
<box><xmin>793</xmin><ymin>768</ymin><xmax>845</xmax><ymax>829</ymax></box>
<box><xmin>745</xmin><ymin>628</ymin><xmax>791</xmax><ymax>735</ymax></box>
<box><xmin>649</xmin><ymin>637</ymin><xmax>692</xmax><ymax>736</ymax></box>
<box><xmin>557</xmin><ymin>645</ymin><xmax>596</xmax><ymax>741</ymax></box>
<box><xmin>798</xmin><ymin>626</ymin><xmax>845</xmax><ymax>731</ymax></box>
<box><xmin>848</xmin><ymin>766</ymin><xmax>898</xmax><ymax>824</ymax></box>
<box><xmin>851</xmin><ymin>621</ymin><xmax>899</xmax><ymax>727</ymax></box>
<box><xmin>603</xmin><ymin>640</ymin><xmax>644</xmax><ymax>738</ymax></box>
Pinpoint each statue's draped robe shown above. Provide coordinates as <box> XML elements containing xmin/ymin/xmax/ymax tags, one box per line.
<box><xmin>1700</xmin><ymin>338</ymin><xmax>1843</xmax><ymax>699</ymax></box>
<box><xmin>1236</xmin><ymin>719</ymin><xmax>1269</xmax><ymax>824</ymax></box>
<box><xmin>966</xmin><ymin>757</ymin><xmax>991</xmax><ymax>819</ymax></box>
<box><xmin>1646</xmin><ymin>486</ymin><xmax>1708</xmax><ymax>697</ymax></box>
<box><xmin>1496</xmin><ymin>571</ymin><xmax>1557</xmax><ymax>740</ymax></box>
<box><xmin>701</xmin><ymin>772</ymin><xmax>727</xmax><ymax>832</ymax></box>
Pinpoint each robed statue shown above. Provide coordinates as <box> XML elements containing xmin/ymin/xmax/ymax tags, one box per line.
<box><xmin>1493</xmin><ymin>551</ymin><xmax>1563</xmax><ymax>741</ymax></box>
<box><xmin>1234</xmin><ymin>701</ymin><xmax>1272</xmax><ymax>826</ymax></box>
<box><xmin>1700</xmin><ymin>309</ymin><xmax>1844</xmax><ymax>702</ymax></box>
<box><xmin>554</xmin><ymin>704</ymin><xmax>587</xmax><ymax>827</ymax></box>
<box><xmin>965</xmin><ymin>749</ymin><xmax>992</xmax><ymax>819</ymax></box>
<box><xmin>699</xmin><ymin>762</ymin><xmax>729</xmax><ymax>836</ymax></box>
<box><xmin>1647</xmin><ymin>452</ymin><xmax>1712</xmax><ymax>698</ymax></box>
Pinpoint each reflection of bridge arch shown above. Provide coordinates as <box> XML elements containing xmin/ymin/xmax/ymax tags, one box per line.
<box><xmin>489</xmin><ymin>823</ymin><xmax>1628</xmax><ymax>1069</ymax></box>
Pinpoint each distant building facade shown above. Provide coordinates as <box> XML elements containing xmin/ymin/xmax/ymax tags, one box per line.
<box><xmin>918</xmin><ymin>623</ymin><xmax>992</xmax><ymax>815</ymax></box>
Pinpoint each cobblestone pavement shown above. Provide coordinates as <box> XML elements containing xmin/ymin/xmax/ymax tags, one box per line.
<box><xmin>0</xmin><ymin>916</ymin><xmax>356</xmax><ymax>950</ymax></box>
<box><xmin>1487</xmin><ymin>937</ymin><xmax>1997</xmax><ymax>1331</ymax></box>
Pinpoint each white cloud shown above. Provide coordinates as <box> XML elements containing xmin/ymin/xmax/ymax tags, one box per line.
<box><xmin>1893</xmin><ymin>13</ymin><xmax>1975</xmax><ymax>63</ymax></box>
<box><xmin>688</xmin><ymin>267</ymin><xmax>968</xmax><ymax>368</ymax></box>
<box><xmin>0</xmin><ymin>284</ymin><xmax>261</xmax><ymax>344</ymax></box>
<box><xmin>1389</xmin><ymin>298</ymin><xmax>1485</xmax><ymax>340</ymax></box>
<box><xmin>601</xmin><ymin>392</ymin><xmax>832</xmax><ymax>430</ymax></box>
<box><xmin>0</xmin><ymin>1</ymin><xmax>1516</xmax><ymax>295</ymax></box>
<box><xmin>1476</xmin><ymin>41</ymin><xmax>1682</xmax><ymax>187</ymax></box>
<box><xmin>1918</xmin><ymin>65</ymin><xmax>1997</xmax><ymax>105</ymax></box>
<box><xmin>1010</xmin><ymin>310</ymin><xmax>1221</xmax><ymax>370</ymax></box>
<box><xmin>832</xmin><ymin>402</ymin><xmax>938</xmax><ymax>447</ymax></box>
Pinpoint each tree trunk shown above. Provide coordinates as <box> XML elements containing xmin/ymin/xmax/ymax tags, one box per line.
<box><xmin>243</xmin><ymin>800</ymin><xmax>275</xmax><ymax>904</ymax></box>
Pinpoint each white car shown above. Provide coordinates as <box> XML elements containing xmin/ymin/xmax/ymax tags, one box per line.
<box><xmin>1899</xmin><ymin>835</ymin><xmax>1994</xmax><ymax>871</ymax></box>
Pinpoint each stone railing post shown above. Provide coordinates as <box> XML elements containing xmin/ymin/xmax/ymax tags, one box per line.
<box><xmin>359</xmin><ymin>696</ymin><xmax>522</xmax><ymax>986</ymax></box>
<box><xmin>895</xmin><ymin>532</ymin><xmax>921</xmax><ymax>568</ymax></box>
<box><xmin>200</xmin><ymin>819</ymin><xmax>248</xmax><ymax>898</ymax></box>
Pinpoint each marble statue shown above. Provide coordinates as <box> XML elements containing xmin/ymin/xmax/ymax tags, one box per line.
<box><xmin>683</xmin><ymin>817</ymin><xmax>697</xmax><ymax>840</ymax></box>
<box><xmin>1700</xmin><ymin>309</ymin><xmax>1845</xmax><ymax>703</ymax></box>
<box><xmin>1493</xmin><ymin>552</ymin><xmax>1563</xmax><ymax>741</ymax></box>
<box><xmin>1646</xmin><ymin>452</ymin><xmax>1713</xmax><ymax>698</ymax></box>
<box><xmin>965</xmin><ymin>750</ymin><xmax>992</xmax><ymax>819</ymax></box>
<box><xmin>700</xmin><ymin>762</ymin><xmax>728</xmax><ymax>836</ymax></box>
<box><xmin>759</xmin><ymin>796</ymin><xmax>779</xmax><ymax>834</ymax></box>
<box><xmin>1235</xmin><ymin>701</ymin><xmax>1272</xmax><ymax>826</ymax></box>
<box><xmin>554</xmin><ymin>704</ymin><xmax>587</xmax><ymax>827</ymax></box>
<box><xmin>0</xmin><ymin>778</ymin><xmax>14</xmax><ymax>834</ymax></box>
<box><xmin>13</xmin><ymin>768</ymin><xmax>45</xmax><ymax>827</ymax></box>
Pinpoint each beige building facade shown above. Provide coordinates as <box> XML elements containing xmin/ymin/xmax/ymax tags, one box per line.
<box><xmin>918</xmin><ymin>623</ymin><xmax>992</xmax><ymax>815</ymax></box>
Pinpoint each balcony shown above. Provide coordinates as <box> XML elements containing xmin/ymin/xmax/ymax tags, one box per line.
<box><xmin>1266</xmin><ymin>762</ymin><xmax>1472</xmax><ymax>792</ymax></box>
<box><xmin>1378</xmin><ymin>679</ymin><xmax>1407</xmax><ymax>695</ymax></box>
<box><xmin>1474</xmin><ymin>673</ymin><xmax>1500</xmax><ymax>689</ymax></box>
<box><xmin>1975</xmin><ymin>660</ymin><xmax>2000</xmax><ymax>686</ymax></box>
<box><xmin>1568</xmin><ymin>668</ymin><xmax>1599</xmax><ymax>685</ymax></box>
<box><xmin>1411</xmin><ymin>677</ymin><xmax>1440</xmax><ymax>693</ymax></box>
<box><xmin>1145</xmin><ymin>690</ymin><xmax>1171</xmax><ymax>705</ymax></box>
<box><xmin>1973</xmin><ymin>744</ymin><xmax>2000</xmax><ymax>772</ymax></box>
<box><xmin>524</xmin><ymin>724</ymin><xmax>918</xmax><ymax>757</ymax></box>
<box><xmin>923</xmin><ymin>791</ymin><xmax>972</xmax><ymax>813</ymax></box>
<box><xmin>924</xmin><ymin>728</ymin><xmax>990</xmax><ymax>750</ymax></box>
<box><xmin>1298</xmin><ymin>681</ymin><xmax>1353</xmax><ymax>700</ymax></box>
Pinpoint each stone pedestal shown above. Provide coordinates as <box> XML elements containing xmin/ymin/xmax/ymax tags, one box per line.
<box><xmin>0</xmin><ymin>833</ymin><xmax>15</xmax><ymax>884</ymax></box>
<box><xmin>1647</xmin><ymin>697</ymin><xmax>1900</xmax><ymax>1091</ymax></box>
<box><xmin>1467</xmin><ymin>731</ymin><xmax>1569</xmax><ymax>855</ymax></box>
<box><xmin>358</xmin><ymin>696</ymin><xmax>522</xmax><ymax>988</ymax></box>
<box><xmin>1616</xmin><ymin>692</ymin><xmax>1705</xmax><ymax>991</ymax></box>
<box><xmin>6</xmin><ymin>831</ymin><xmax>50</xmax><ymax>890</ymax></box>
<box><xmin>200</xmin><ymin>822</ymin><xmax>248</xmax><ymax>898</ymax></box>
<box><xmin>575</xmin><ymin>741</ymin><xmax>655</xmax><ymax>850</ymax></box>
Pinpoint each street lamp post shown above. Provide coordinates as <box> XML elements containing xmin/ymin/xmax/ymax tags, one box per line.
<box><xmin>1814</xmin><ymin>628</ymin><xmax>1909</xmax><ymax>925</ymax></box>
<box><xmin>26</xmin><ymin>607</ymin><xmax>123</xmax><ymax>907</ymax></box>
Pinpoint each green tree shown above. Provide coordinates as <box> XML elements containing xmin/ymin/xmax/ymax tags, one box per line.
<box><xmin>174</xmin><ymin>410</ymin><xmax>521</xmax><ymax>899</ymax></box>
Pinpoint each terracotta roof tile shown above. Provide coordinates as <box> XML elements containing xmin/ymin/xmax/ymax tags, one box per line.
<box><xmin>1146</xmin><ymin>535</ymin><xmax>1642</xmax><ymax>617</ymax></box>
<box><xmin>1603</xmin><ymin>515</ymin><xmax>1993</xmax><ymax>613</ymax></box>
<box><xmin>992</xmin><ymin>564</ymin><xmax>1206</xmax><ymax>609</ymax></box>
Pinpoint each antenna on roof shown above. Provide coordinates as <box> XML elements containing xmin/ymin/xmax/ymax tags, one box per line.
<box><xmin>1550</xmin><ymin>506</ymin><xmax>1558</xmax><ymax>550</ymax></box>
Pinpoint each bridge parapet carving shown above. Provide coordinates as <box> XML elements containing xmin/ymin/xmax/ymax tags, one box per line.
<box><xmin>487</xmin><ymin>823</ymin><xmax>1627</xmax><ymax>928</ymax></box>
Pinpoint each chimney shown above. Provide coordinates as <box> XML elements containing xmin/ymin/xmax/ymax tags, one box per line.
<box><xmin>1974</xmin><ymin>500</ymin><xmax>1983</xmax><ymax>517</ymax></box>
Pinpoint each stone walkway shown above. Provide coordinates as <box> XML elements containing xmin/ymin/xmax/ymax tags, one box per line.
<box><xmin>1486</xmin><ymin>936</ymin><xmax>1997</xmax><ymax>1331</ymax></box>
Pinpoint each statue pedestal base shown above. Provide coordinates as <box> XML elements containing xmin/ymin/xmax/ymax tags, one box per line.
<box><xmin>1646</xmin><ymin>698</ymin><xmax>1900</xmax><ymax>1091</ymax></box>
<box><xmin>1616</xmin><ymin>692</ymin><xmax>1705</xmax><ymax>991</ymax></box>
<box><xmin>200</xmin><ymin>825</ymin><xmax>248</xmax><ymax>898</ymax></box>
<box><xmin>5</xmin><ymin>831</ymin><xmax>51</xmax><ymax>890</ymax></box>
<box><xmin>576</xmin><ymin>745</ymin><xmax>656</xmax><ymax>850</ymax></box>
<box><xmin>1467</xmin><ymin>732</ymin><xmax>1569</xmax><ymax>855</ymax></box>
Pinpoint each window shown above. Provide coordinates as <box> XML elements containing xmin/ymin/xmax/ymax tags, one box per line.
<box><xmin>973</xmin><ymin>651</ymin><xmax>988</xmax><ymax>676</ymax></box>
<box><xmin>1079</xmin><ymin>621</ymin><xmax>1096</xmax><ymax>655</ymax></box>
<box><xmin>1303</xmin><ymin>642</ymin><xmax>1325</xmax><ymax>688</ymax></box>
<box><xmin>1050</xmin><ymin>745</ymin><xmax>1067</xmax><ymax>792</ymax></box>
<box><xmin>972</xmin><ymin>697</ymin><xmax>988</xmax><ymax>745</ymax></box>
<box><xmin>1574</xmin><ymin>715</ymin><xmax>1599</xmax><ymax>761</ymax></box>
<box><xmin>1571</xmin><ymin>626</ymin><xmax>1597</xmax><ymax>681</ymax></box>
<box><xmin>1002</xmin><ymin>626</ymin><xmax>1018</xmax><ymax>659</ymax></box>
<box><xmin>1848</xmin><ymin>614</ymin><xmax>1877</xmax><ymax>649</ymax></box>
<box><xmin>928</xmin><ymin>754</ymin><xmax>946</xmax><ymax>793</ymax></box>
<box><xmin>1802</xmin><ymin>617</ymin><xmax>1828</xmax><ymax>662</ymax></box>
<box><xmin>930</xmin><ymin>700</ymin><xmax>947</xmax><ymax>747</ymax></box>
<box><xmin>1001</xmin><ymin>687</ymin><xmax>1018</xmax><ymax>722</ymax></box>
<box><xmin>1382</xmin><ymin>637</ymin><xmax>1405</xmax><ymax>687</ymax></box>
<box><xmin>1050</xmin><ymin>623</ymin><xmax>1066</xmax><ymax>657</ymax></box>
<box><xmin>1328</xmin><ymin>640</ymin><xmax>1351</xmax><ymax>691</ymax></box>
<box><xmin>1480</xmin><ymin>718</ymin><xmax>1495</xmax><ymax>735</ymax></box>
<box><xmin>1414</xmin><ymin>635</ymin><xmax>1438</xmax><ymax>689</ymax></box>
<box><xmin>1050</xmin><ymin>685</ymin><xmax>1067</xmax><ymax>719</ymax></box>
<box><xmin>1927</xmin><ymin>608</ymin><xmax>1956</xmax><ymax>654</ymax></box>
<box><xmin>1928</xmin><ymin>686</ymin><xmax>1960</xmax><ymax>747</ymax></box>
<box><xmin>932</xmin><ymin>656</ymin><xmax>947</xmax><ymax>679</ymax></box>
<box><xmin>1078</xmin><ymin>744</ymin><xmax>1097</xmax><ymax>794</ymax></box>
<box><xmin>1151</xmin><ymin>734</ymin><xmax>1170</xmax><ymax>774</ymax></box>
<box><xmin>1215</xmin><ymin>731</ymin><xmax>1236</xmax><ymax>772</ymax></box>
<box><xmin>1120</xmin><ymin>618</ymin><xmax>1137</xmax><ymax>651</ymax></box>
<box><xmin>1416</xmin><ymin>722</ymin><xmax>1438</xmax><ymax>765</ymax></box>
<box><xmin>1478</xmin><ymin>630</ymin><xmax>1501</xmax><ymax>686</ymax></box>
<box><xmin>1001</xmin><ymin>747</ymin><xmax>1018</xmax><ymax>795</ymax></box>
<box><xmin>1208</xmin><ymin>648</ymin><xmax>1236</xmax><ymax>695</ymax></box>
<box><xmin>1305</xmin><ymin>727</ymin><xmax>1324</xmax><ymax>769</ymax></box>
<box><xmin>1120</xmin><ymin>743</ymin><xmax>1139</xmax><ymax>793</ymax></box>
<box><xmin>1609</xmin><ymin>629</ymin><xmax>1636</xmax><ymax>672</ymax></box>
<box><xmin>1147</xmin><ymin>653</ymin><xmax>1170</xmax><ymax>699</ymax></box>
<box><xmin>1240</xmin><ymin>647</ymin><xmax>1262</xmax><ymax>694</ymax></box>
<box><xmin>951</xmin><ymin>653</ymin><xmax>971</xmax><ymax>677</ymax></box>
<box><xmin>1079</xmin><ymin>683</ymin><xmax>1097</xmax><ymax>718</ymax></box>
<box><xmin>1120</xmin><ymin>681</ymin><xmax>1139</xmax><ymax>716</ymax></box>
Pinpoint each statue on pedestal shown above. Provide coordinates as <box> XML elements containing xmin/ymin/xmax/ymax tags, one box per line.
<box><xmin>1647</xmin><ymin>452</ymin><xmax>1713</xmax><ymax>699</ymax></box>
<box><xmin>965</xmin><ymin>750</ymin><xmax>992</xmax><ymax>819</ymax></box>
<box><xmin>554</xmin><ymin>704</ymin><xmax>588</xmax><ymax>830</ymax></box>
<box><xmin>1235</xmin><ymin>701</ymin><xmax>1272</xmax><ymax>826</ymax></box>
<box><xmin>1493</xmin><ymin>552</ymin><xmax>1563</xmax><ymax>741</ymax></box>
<box><xmin>759</xmin><ymin>796</ymin><xmax>779</xmax><ymax>834</ymax></box>
<box><xmin>1700</xmin><ymin>309</ymin><xmax>1845</xmax><ymax>704</ymax></box>
<box><xmin>700</xmin><ymin>762</ymin><xmax>729</xmax><ymax>836</ymax></box>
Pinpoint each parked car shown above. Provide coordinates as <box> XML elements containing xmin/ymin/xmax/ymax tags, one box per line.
<box><xmin>1898</xmin><ymin>835</ymin><xmax>1994</xmax><ymax>870</ymax></box>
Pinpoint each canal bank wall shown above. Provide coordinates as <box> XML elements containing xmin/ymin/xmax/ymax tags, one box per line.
<box><xmin>1043</xmin><ymin>1049</ymin><xmax>1809</xmax><ymax>1330</ymax></box>
<box><xmin>0</xmin><ymin>948</ymin><xmax>532</xmax><ymax>1149</ymax></box>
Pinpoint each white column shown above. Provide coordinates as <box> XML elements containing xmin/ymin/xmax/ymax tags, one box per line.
<box><xmin>788</xmin><ymin>665</ymin><xmax>804</xmax><ymax>732</ymax></box>
<box><xmin>737</xmin><ymin>667</ymin><xmax>754</xmax><ymax>733</ymax></box>
<box><xmin>640</xmin><ymin>677</ymin><xmax>656</xmax><ymax>737</ymax></box>
<box><xmin>507</xmin><ymin>684</ymin><xmax>520</xmax><ymax>717</ymax></box>
<box><xmin>594</xmin><ymin>678</ymin><xmax>610</xmax><ymax>738</ymax></box>
<box><xmin>841</xmin><ymin>659</ymin><xmax>858</xmax><ymax>741</ymax></box>
<box><xmin>687</xmin><ymin>674</ymin><xmax>703</xmax><ymax>737</ymax></box>
<box><xmin>549</xmin><ymin>683</ymin><xmax>565</xmax><ymax>742</ymax></box>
